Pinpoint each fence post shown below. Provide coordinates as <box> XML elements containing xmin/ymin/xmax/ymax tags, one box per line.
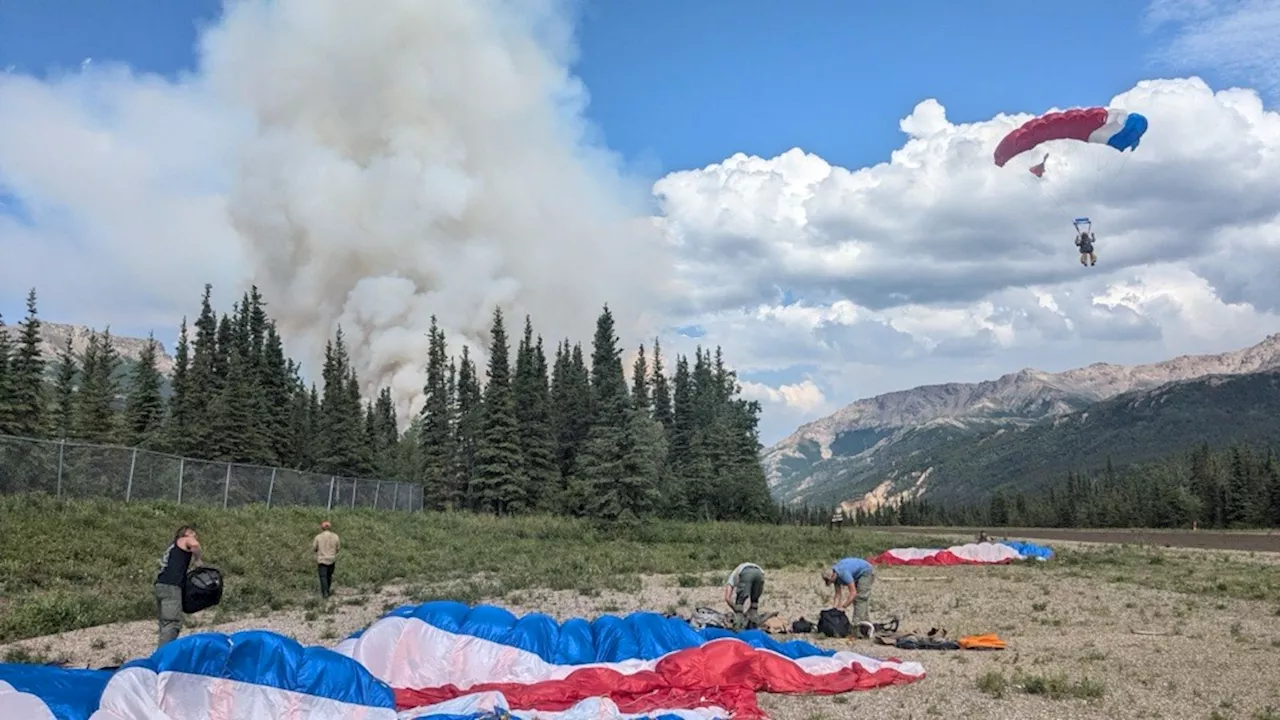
<box><xmin>56</xmin><ymin>439</ymin><xmax>65</xmax><ymax>499</ymax></box>
<box><xmin>327</xmin><ymin>477</ymin><xmax>335</xmax><ymax>511</ymax></box>
<box><xmin>351</xmin><ymin>478</ymin><xmax>357</xmax><ymax>509</ymax></box>
<box><xmin>374</xmin><ymin>480</ymin><xmax>381</xmax><ymax>510</ymax></box>
<box><xmin>267</xmin><ymin>468</ymin><xmax>277</xmax><ymax>509</ymax></box>
<box><xmin>177</xmin><ymin>457</ymin><xmax>185</xmax><ymax>505</ymax></box>
<box><xmin>223</xmin><ymin>464</ymin><xmax>232</xmax><ymax>509</ymax></box>
<box><xmin>392</xmin><ymin>483</ymin><xmax>398</xmax><ymax>511</ymax></box>
<box><xmin>125</xmin><ymin>448</ymin><xmax>138</xmax><ymax>503</ymax></box>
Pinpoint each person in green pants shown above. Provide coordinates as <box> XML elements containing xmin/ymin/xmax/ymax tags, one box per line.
<box><xmin>154</xmin><ymin>525</ymin><xmax>202</xmax><ymax>648</ymax></box>
<box><xmin>724</xmin><ymin>562</ymin><xmax>765</xmax><ymax>627</ymax></box>
<box><xmin>822</xmin><ymin>556</ymin><xmax>875</xmax><ymax>628</ymax></box>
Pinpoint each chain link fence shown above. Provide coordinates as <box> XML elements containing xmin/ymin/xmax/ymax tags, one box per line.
<box><xmin>0</xmin><ymin>433</ymin><xmax>423</xmax><ymax>512</ymax></box>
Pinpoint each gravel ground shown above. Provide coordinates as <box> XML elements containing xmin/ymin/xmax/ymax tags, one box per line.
<box><xmin>4</xmin><ymin>547</ymin><xmax>1280</xmax><ymax>720</ymax></box>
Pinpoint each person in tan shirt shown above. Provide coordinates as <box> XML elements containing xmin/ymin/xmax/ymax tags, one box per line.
<box><xmin>312</xmin><ymin>521</ymin><xmax>341</xmax><ymax>599</ymax></box>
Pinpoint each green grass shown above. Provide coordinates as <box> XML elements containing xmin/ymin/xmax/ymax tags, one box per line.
<box><xmin>1034</xmin><ymin>545</ymin><xmax>1280</xmax><ymax>604</ymax></box>
<box><xmin>0</xmin><ymin>494</ymin><xmax>948</xmax><ymax>643</ymax></box>
<box><xmin>976</xmin><ymin>670</ymin><xmax>1106</xmax><ymax>702</ymax></box>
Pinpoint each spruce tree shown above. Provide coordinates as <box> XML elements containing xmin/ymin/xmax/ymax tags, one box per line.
<box><xmin>162</xmin><ymin>319</ymin><xmax>193</xmax><ymax>454</ymax></box>
<box><xmin>453</xmin><ymin>347</ymin><xmax>483</xmax><ymax>509</ymax></box>
<box><xmin>0</xmin><ymin>312</ymin><xmax>16</xmax><ymax>435</ymax></box>
<box><xmin>513</xmin><ymin>317</ymin><xmax>558</xmax><ymax>513</ymax></box>
<box><xmin>651</xmin><ymin>338</ymin><xmax>672</xmax><ymax>430</ymax></box>
<box><xmin>347</xmin><ymin>370</ymin><xmax>376</xmax><ymax>476</ymax></box>
<box><xmin>316</xmin><ymin>329</ymin><xmax>365</xmax><ymax>476</ymax></box>
<box><xmin>187</xmin><ymin>285</ymin><xmax>220</xmax><ymax>453</ymax></box>
<box><xmin>9</xmin><ymin>289</ymin><xmax>46</xmax><ymax>436</ymax></box>
<box><xmin>577</xmin><ymin>305</ymin><xmax>637</xmax><ymax>520</ymax></box>
<box><xmin>48</xmin><ymin>336</ymin><xmax>78</xmax><ymax>439</ymax></box>
<box><xmin>473</xmin><ymin>307</ymin><xmax>526</xmax><ymax>515</ymax></box>
<box><xmin>373</xmin><ymin>387</ymin><xmax>399</xmax><ymax>477</ymax></box>
<box><xmin>419</xmin><ymin>317</ymin><xmax>455</xmax><ymax>508</ymax></box>
<box><xmin>208</xmin><ymin>341</ymin><xmax>270</xmax><ymax>463</ymax></box>
<box><xmin>630</xmin><ymin>344</ymin><xmax>650</xmax><ymax>414</ymax></box>
<box><xmin>259</xmin><ymin>324</ymin><xmax>293</xmax><ymax>465</ymax></box>
<box><xmin>122</xmin><ymin>333</ymin><xmax>165</xmax><ymax>448</ymax></box>
<box><xmin>73</xmin><ymin>328</ymin><xmax>121</xmax><ymax>444</ymax></box>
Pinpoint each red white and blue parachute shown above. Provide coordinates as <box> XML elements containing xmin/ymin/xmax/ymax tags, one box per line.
<box><xmin>871</xmin><ymin>540</ymin><xmax>1054</xmax><ymax>566</ymax></box>
<box><xmin>0</xmin><ymin>601</ymin><xmax>926</xmax><ymax>720</ymax></box>
<box><xmin>993</xmin><ymin>106</ymin><xmax>1149</xmax><ymax>170</ymax></box>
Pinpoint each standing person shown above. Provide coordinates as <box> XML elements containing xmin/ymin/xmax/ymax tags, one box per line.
<box><xmin>312</xmin><ymin>520</ymin><xmax>340</xmax><ymax>599</ymax></box>
<box><xmin>724</xmin><ymin>562</ymin><xmax>765</xmax><ymax>625</ymax></box>
<box><xmin>155</xmin><ymin>525</ymin><xmax>201</xmax><ymax>648</ymax></box>
<box><xmin>821</xmin><ymin>556</ymin><xmax>875</xmax><ymax>626</ymax></box>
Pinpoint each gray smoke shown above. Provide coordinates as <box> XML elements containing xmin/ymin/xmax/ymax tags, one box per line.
<box><xmin>197</xmin><ymin>0</ymin><xmax>671</xmax><ymax>425</ymax></box>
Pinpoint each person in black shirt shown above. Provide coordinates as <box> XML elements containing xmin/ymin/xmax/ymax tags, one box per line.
<box><xmin>154</xmin><ymin>525</ymin><xmax>202</xmax><ymax>648</ymax></box>
<box><xmin>1075</xmin><ymin>231</ymin><xmax>1097</xmax><ymax>266</ymax></box>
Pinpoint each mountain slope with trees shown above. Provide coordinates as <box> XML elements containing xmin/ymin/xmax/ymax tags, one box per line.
<box><xmin>794</xmin><ymin>369</ymin><xmax>1280</xmax><ymax>512</ymax></box>
<box><xmin>0</xmin><ymin>286</ymin><xmax>776</xmax><ymax>523</ymax></box>
<box><xmin>766</xmin><ymin>333</ymin><xmax>1280</xmax><ymax>507</ymax></box>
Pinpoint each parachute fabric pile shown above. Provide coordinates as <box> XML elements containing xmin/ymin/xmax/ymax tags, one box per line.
<box><xmin>0</xmin><ymin>600</ymin><xmax>927</xmax><ymax>720</ymax></box>
<box><xmin>870</xmin><ymin>540</ymin><xmax>1055</xmax><ymax>566</ymax></box>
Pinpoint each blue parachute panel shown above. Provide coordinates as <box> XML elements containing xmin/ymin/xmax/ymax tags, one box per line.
<box><xmin>0</xmin><ymin>664</ymin><xmax>112</xmax><ymax>720</ymax></box>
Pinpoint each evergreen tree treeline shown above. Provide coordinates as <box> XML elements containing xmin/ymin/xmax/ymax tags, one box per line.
<box><xmin>844</xmin><ymin>443</ymin><xmax>1280</xmax><ymax>530</ymax></box>
<box><xmin>0</xmin><ymin>288</ymin><xmax>777</xmax><ymax>523</ymax></box>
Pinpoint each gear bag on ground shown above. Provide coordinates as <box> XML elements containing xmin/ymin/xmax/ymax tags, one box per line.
<box><xmin>817</xmin><ymin>608</ymin><xmax>852</xmax><ymax>638</ymax></box>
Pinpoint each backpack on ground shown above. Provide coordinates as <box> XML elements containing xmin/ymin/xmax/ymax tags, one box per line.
<box><xmin>182</xmin><ymin>566</ymin><xmax>223</xmax><ymax>614</ymax></box>
<box><xmin>817</xmin><ymin>608</ymin><xmax>852</xmax><ymax>638</ymax></box>
<box><xmin>791</xmin><ymin>617</ymin><xmax>814</xmax><ymax>633</ymax></box>
<box><xmin>688</xmin><ymin>607</ymin><xmax>730</xmax><ymax>631</ymax></box>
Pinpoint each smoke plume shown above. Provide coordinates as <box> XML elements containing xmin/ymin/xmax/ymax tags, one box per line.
<box><xmin>198</xmin><ymin>0</ymin><xmax>671</xmax><ymax>424</ymax></box>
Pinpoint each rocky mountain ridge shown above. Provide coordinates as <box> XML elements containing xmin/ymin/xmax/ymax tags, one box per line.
<box><xmin>0</xmin><ymin>321</ymin><xmax>176</xmax><ymax>376</ymax></box>
<box><xmin>764</xmin><ymin>332</ymin><xmax>1280</xmax><ymax>507</ymax></box>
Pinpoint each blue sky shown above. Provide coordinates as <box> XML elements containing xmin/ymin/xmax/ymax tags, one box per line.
<box><xmin>0</xmin><ymin>0</ymin><xmax>1219</xmax><ymax>182</ymax></box>
<box><xmin>4</xmin><ymin>0</ymin><xmax>1280</xmax><ymax>445</ymax></box>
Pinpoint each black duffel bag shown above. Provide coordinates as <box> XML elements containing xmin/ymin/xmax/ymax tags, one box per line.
<box><xmin>182</xmin><ymin>566</ymin><xmax>223</xmax><ymax>614</ymax></box>
<box><xmin>817</xmin><ymin>607</ymin><xmax>852</xmax><ymax>638</ymax></box>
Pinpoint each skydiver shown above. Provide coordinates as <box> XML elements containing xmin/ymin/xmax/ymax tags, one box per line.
<box><xmin>1075</xmin><ymin>230</ymin><xmax>1096</xmax><ymax>267</ymax></box>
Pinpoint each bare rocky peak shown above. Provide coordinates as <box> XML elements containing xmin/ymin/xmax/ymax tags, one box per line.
<box><xmin>765</xmin><ymin>333</ymin><xmax>1280</xmax><ymax>475</ymax></box>
<box><xmin>1</xmin><ymin>321</ymin><xmax>176</xmax><ymax>376</ymax></box>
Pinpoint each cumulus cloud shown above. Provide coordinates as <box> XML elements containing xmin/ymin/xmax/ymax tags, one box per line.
<box><xmin>739</xmin><ymin>379</ymin><xmax>828</xmax><ymax>414</ymax></box>
<box><xmin>0</xmin><ymin>0</ymin><xmax>671</xmax><ymax>428</ymax></box>
<box><xmin>655</xmin><ymin>77</ymin><xmax>1280</xmax><ymax>443</ymax></box>
<box><xmin>4</xmin><ymin>3</ymin><xmax>1280</xmax><ymax>450</ymax></box>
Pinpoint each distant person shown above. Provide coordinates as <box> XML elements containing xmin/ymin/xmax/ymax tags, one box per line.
<box><xmin>155</xmin><ymin>525</ymin><xmax>202</xmax><ymax>648</ymax></box>
<box><xmin>1075</xmin><ymin>231</ymin><xmax>1097</xmax><ymax>266</ymax></box>
<box><xmin>724</xmin><ymin>562</ymin><xmax>765</xmax><ymax>624</ymax></box>
<box><xmin>312</xmin><ymin>520</ymin><xmax>341</xmax><ymax>599</ymax></box>
<box><xmin>978</xmin><ymin>530</ymin><xmax>989</xmax><ymax>543</ymax></box>
<box><xmin>822</xmin><ymin>556</ymin><xmax>875</xmax><ymax>626</ymax></box>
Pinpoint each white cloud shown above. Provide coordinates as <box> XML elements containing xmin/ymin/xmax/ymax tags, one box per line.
<box><xmin>655</xmin><ymin>77</ymin><xmax>1280</xmax><ymax>443</ymax></box>
<box><xmin>1144</xmin><ymin>0</ymin><xmax>1280</xmax><ymax>101</ymax></box>
<box><xmin>4</xmin><ymin>3</ymin><xmax>1280</xmax><ymax>450</ymax></box>
<box><xmin>739</xmin><ymin>379</ymin><xmax>828</xmax><ymax>414</ymax></box>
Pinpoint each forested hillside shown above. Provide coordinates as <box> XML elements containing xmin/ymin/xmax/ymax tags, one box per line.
<box><xmin>0</xmin><ymin>286</ymin><xmax>776</xmax><ymax>523</ymax></box>
<box><xmin>794</xmin><ymin>369</ymin><xmax>1280</xmax><ymax>510</ymax></box>
<box><xmin>857</xmin><ymin>441</ymin><xmax>1280</xmax><ymax>530</ymax></box>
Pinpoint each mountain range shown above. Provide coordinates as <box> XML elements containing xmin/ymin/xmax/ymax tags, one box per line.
<box><xmin>763</xmin><ymin>333</ymin><xmax>1280</xmax><ymax>512</ymax></box>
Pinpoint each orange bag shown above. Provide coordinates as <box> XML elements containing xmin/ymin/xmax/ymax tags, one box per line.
<box><xmin>958</xmin><ymin>632</ymin><xmax>1006</xmax><ymax>650</ymax></box>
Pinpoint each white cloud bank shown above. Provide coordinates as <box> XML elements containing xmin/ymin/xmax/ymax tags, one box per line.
<box><xmin>653</xmin><ymin>77</ymin><xmax>1280</xmax><ymax>442</ymax></box>
<box><xmin>3</xmin><ymin>1</ymin><xmax>1280</xmax><ymax>446</ymax></box>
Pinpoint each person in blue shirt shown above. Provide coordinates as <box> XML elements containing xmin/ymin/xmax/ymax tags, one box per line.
<box><xmin>821</xmin><ymin>556</ymin><xmax>875</xmax><ymax>625</ymax></box>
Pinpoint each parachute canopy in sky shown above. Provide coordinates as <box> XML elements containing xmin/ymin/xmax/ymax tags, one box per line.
<box><xmin>993</xmin><ymin>107</ymin><xmax>1149</xmax><ymax>168</ymax></box>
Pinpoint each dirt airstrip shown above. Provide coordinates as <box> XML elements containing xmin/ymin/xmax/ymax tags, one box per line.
<box><xmin>5</xmin><ymin>538</ymin><xmax>1280</xmax><ymax>720</ymax></box>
